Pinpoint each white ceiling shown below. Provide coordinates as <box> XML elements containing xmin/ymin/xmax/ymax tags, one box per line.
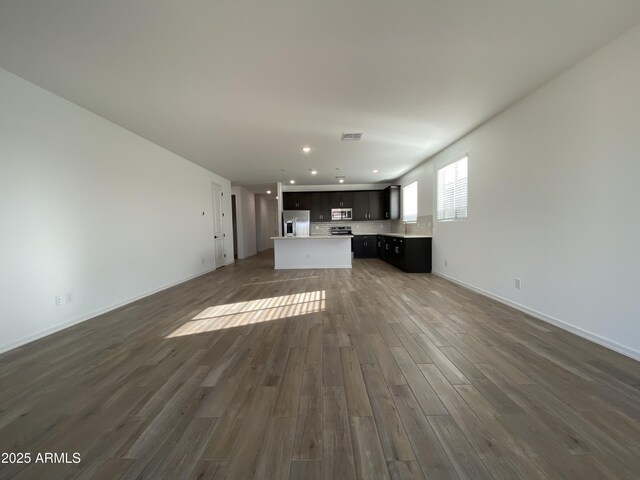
<box><xmin>1</xmin><ymin>1</ymin><xmax>639</xmax><ymax>192</ymax></box>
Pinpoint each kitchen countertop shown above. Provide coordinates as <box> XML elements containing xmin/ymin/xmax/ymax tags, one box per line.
<box><xmin>271</xmin><ymin>235</ymin><xmax>354</xmax><ymax>240</ymax></box>
<box><xmin>272</xmin><ymin>234</ymin><xmax>431</xmax><ymax>239</ymax></box>
<box><xmin>378</xmin><ymin>233</ymin><xmax>433</xmax><ymax>238</ymax></box>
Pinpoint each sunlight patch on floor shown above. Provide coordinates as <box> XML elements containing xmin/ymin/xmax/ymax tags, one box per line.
<box><xmin>165</xmin><ymin>290</ymin><xmax>326</xmax><ymax>338</ymax></box>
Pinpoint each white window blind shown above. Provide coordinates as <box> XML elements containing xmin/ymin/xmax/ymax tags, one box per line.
<box><xmin>437</xmin><ymin>155</ymin><xmax>468</xmax><ymax>221</ymax></box>
<box><xmin>402</xmin><ymin>181</ymin><xmax>418</xmax><ymax>223</ymax></box>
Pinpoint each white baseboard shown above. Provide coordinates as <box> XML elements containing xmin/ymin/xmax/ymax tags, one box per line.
<box><xmin>432</xmin><ymin>271</ymin><xmax>640</xmax><ymax>362</ymax></box>
<box><xmin>0</xmin><ymin>267</ymin><xmax>217</xmax><ymax>355</ymax></box>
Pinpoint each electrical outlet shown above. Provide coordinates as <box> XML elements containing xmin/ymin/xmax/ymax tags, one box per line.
<box><xmin>55</xmin><ymin>296</ymin><xmax>63</xmax><ymax>306</ymax></box>
<box><xmin>444</xmin><ymin>259</ymin><xmax>448</xmax><ymax>267</ymax></box>
<box><xmin>515</xmin><ymin>277</ymin><xmax>522</xmax><ymax>289</ymax></box>
<box><xmin>66</xmin><ymin>292</ymin><xmax>74</xmax><ymax>304</ymax></box>
<box><xmin>202</xmin><ymin>256</ymin><xmax>205</xmax><ymax>264</ymax></box>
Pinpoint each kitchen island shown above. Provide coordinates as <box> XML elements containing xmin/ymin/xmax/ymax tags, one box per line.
<box><xmin>271</xmin><ymin>235</ymin><xmax>353</xmax><ymax>269</ymax></box>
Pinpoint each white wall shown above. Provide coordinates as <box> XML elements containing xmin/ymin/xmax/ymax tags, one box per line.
<box><xmin>399</xmin><ymin>25</ymin><xmax>640</xmax><ymax>359</ymax></box>
<box><xmin>231</xmin><ymin>186</ymin><xmax>257</xmax><ymax>259</ymax></box>
<box><xmin>0</xmin><ymin>67</ymin><xmax>234</xmax><ymax>353</ymax></box>
<box><xmin>257</xmin><ymin>195</ymin><xmax>278</xmax><ymax>251</ymax></box>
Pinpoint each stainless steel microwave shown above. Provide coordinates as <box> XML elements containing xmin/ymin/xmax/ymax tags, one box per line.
<box><xmin>331</xmin><ymin>208</ymin><xmax>352</xmax><ymax>221</ymax></box>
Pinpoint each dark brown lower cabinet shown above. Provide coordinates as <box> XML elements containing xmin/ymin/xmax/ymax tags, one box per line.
<box><xmin>352</xmin><ymin>235</ymin><xmax>378</xmax><ymax>258</ymax></box>
<box><xmin>376</xmin><ymin>235</ymin><xmax>431</xmax><ymax>273</ymax></box>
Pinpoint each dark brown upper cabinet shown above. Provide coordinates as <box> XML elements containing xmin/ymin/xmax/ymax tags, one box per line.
<box><xmin>331</xmin><ymin>191</ymin><xmax>353</xmax><ymax>208</ymax></box>
<box><xmin>283</xmin><ymin>192</ymin><xmax>310</xmax><ymax>210</ymax></box>
<box><xmin>310</xmin><ymin>192</ymin><xmax>332</xmax><ymax>221</ymax></box>
<box><xmin>383</xmin><ymin>185</ymin><xmax>401</xmax><ymax>220</ymax></box>
<box><xmin>353</xmin><ymin>190</ymin><xmax>384</xmax><ymax>220</ymax></box>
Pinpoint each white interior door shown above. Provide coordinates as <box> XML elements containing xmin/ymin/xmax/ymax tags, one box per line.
<box><xmin>211</xmin><ymin>183</ymin><xmax>225</xmax><ymax>268</ymax></box>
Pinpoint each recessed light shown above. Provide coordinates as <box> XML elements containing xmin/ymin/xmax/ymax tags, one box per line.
<box><xmin>310</xmin><ymin>169</ymin><xmax>317</xmax><ymax>175</ymax></box>
<box><xmin>302</xmin><ymin>146</ymin><xmax>311</xmax><ymax>153</ymax></box>
<box><xmin>373</xmin><ymin>169</ymin><xmax>379</xmax><ymax>173</ymax></box>
<box><xmin>266</xmin><ymin>190</ymin><xmax>271</xmax><ymax>194</ymax></box>
<box><xmin>339</xmin><ymin>178</ymin><xmax>345</xmax><ymax>183</ymax></box>
<box><xmin>275</xmin><ymin>196</ymin><xmax>279</xmax><ymax>199</ymax></box>
<box><xmin>289</xmin><ymin>179</ymin><xmax>295</xmax><ymax>184</ymax></box>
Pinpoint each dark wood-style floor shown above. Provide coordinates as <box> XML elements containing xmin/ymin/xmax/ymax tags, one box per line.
<box><xmin>1</xmin><ymin>251</ymin><xmax>639</xmax><ymax>480</ymax></box>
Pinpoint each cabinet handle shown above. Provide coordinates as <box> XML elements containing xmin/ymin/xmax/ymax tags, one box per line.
<box><xmin>377</xmin><ymin>242</ymin><xmax>381</xmax><ymax>247</ymax></box>
<box><xmin>385</xmin><ymin>212</ymin><xmax>389</xmax><ymax>218</ymax></box>
<box><xmin>386</xmin><ymin>244</ymin><xmax>389</xmax><ymax>250</ymax></box>
<box><xmin>395</xmin><ymin>246</ymin><xmax>399</xmax><ymax>253</ymax></box>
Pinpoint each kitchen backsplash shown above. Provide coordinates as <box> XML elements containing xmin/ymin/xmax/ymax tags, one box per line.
<box><xmin>310</xmin><ymin>215</ymin><xmax>433</xmax><ymax>236</ymax></box>
<box><xmin>310</xmin><ymin>220</ymin><xmax>393</xmax><ymax>235</ymax></box>
<box><xmin>391</xmin><ymin>215</ymin><xmax>434</xmax><ymax>236</ymax></box>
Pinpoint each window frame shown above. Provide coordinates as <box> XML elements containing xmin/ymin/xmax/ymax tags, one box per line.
<box><xmin>436</xmin><ymin>154</ymin><xmax>468</xmax><ymax>222</ymax></box>
<box><xmin>402</xmin><ymin>181</ymin><xmax>418</xmax><ymax>223</ymax></box>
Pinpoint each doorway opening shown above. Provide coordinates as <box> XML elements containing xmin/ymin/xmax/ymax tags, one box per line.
<box><xmin>231</xmin><ymin>194</ymin><xmax>238</xmax><ymax>260</ymax></box>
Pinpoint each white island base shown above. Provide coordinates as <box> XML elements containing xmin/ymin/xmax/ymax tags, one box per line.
<box><xmin>272</xmin><ymin>236</ymin><xmax>352</xmax><ymax>269</ymax></box>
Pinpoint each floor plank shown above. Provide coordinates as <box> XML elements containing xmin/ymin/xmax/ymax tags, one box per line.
<box><xmin>322</xmin><ymin>386</ymin><xmax>357</xmax><ymax>480</ymax></box>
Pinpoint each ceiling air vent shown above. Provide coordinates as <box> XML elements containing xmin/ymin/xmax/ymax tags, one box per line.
<box><xmin>341</xmin><ymin>132</ymin><xmax>363</xmax><ymax>141</ymax></box>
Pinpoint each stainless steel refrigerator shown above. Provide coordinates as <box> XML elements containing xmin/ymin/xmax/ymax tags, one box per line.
<box><xmin>282</xmin><ymin>210</ymin><xmax>310</xmax><ymax>237</ymax></box>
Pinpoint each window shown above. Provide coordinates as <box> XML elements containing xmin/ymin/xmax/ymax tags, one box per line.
<box><xmin>437</xmin><ymin>155</ymin><xmax>468</xmax><ymax>221</ymax></box>
<box><xmin>402</xmin><ymin>181</ymin><xmax>418</xmax><ymax>223</ymax></box>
